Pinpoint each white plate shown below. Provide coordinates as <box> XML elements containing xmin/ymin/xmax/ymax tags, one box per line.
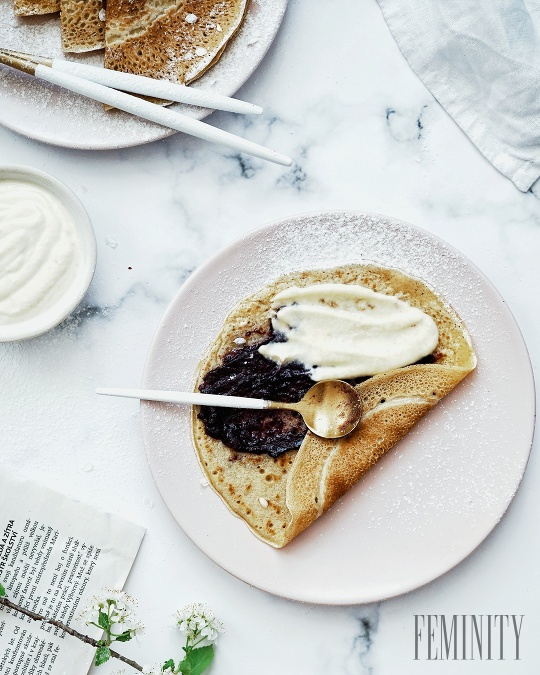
<box><xmin>0</xmin><ymin>0</ymin><xmax>287</xmax><ymax>149</ymax></box>
<box><xmin>141</xmin><ymin>212</ymin><xmax>535</xmax><ymax>605</ymax></box>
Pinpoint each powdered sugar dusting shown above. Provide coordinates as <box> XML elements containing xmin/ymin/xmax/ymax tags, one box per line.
<box><xmin>0</xmin><ymin>0</ymin><xmax>287</xmax><ymax>149</ymax></box>
<box><xmin>139</xmin><ymin>212</ymin><xmax>534</xmax><ymax>602</ymax></box>
<box><xmin>246</xmin><ymin>214</ymin><xmax>531</xmax><ymax>516</ymax></box>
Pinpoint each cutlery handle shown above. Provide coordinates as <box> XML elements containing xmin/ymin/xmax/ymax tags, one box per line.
<box><xmin>96</xmin><ymin>387</ymin><xmax>268</xmax><ymax>410</ymax></box>
<box><xmin>51</xmin><ymin>59</ymin><xmax>262</xmax><ymax>115</ymax></box>
<box><xmin>34</xmin><ymin>65</ymin><xmax>292</xmax><ymax>166</ymax></box>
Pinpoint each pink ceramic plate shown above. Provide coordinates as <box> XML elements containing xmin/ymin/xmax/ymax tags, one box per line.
<box><xmin>0</xmin><ymin>0</ymin><xmax>287</xmax><ymax>149</ymax></box>
<box><xmin>141</xmin><ymin>212</ymin><xmax>535</xmax><ymax>605</ymax></box>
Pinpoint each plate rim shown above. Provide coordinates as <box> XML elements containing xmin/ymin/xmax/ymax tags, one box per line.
<box><xmin>0</xmin><ymin>0</ymin><xmax>289</xmax><ymax>150</ymax></box>
<box><xmin>140</xmin><ymin>210</ymin><xmax>536</xmax><ymax>604</ymax></box>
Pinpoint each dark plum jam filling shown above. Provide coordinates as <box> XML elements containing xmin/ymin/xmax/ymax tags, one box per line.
<box><xmin>198</xmin><ymin>336</ymin><xmax>436</xmax><ymax>458</ymax></box>
<box><xmin>198</xmin><ymin>341</ymin><xmax>317</xmax><ymax>458</ymax></box>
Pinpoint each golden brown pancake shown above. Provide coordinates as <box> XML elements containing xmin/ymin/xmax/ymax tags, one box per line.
<box><xmin>192</xmin><ymin>265</ymin><xmax>477</xmax><ymax>548</ymax></box>
<box><xmin>104</xmin><ymin>0</ymin><xmax>249</xmax><ymax>84</ymax></box>
<box><xmin>60</xmin><ymin>0</ymin><xmax>105</xmax><ymax>53</ymax></box>
<box><xmin>13</xmin><ymin>0</ymin><xmax>59</xmax><ymax>15</ymax></box>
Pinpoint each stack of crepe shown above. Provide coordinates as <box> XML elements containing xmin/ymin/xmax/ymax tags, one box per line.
<box><xmin>12</xmin><ymin>0</ymin><xmax>105</xmax><ymax>52</ymax></box>
<box><xmin>104</xmin><ymin>0</ymin><xmax>249</xmax><ymax>85</ymax></box>
<box><xmin>12</xmin><ymin>0</ymin><xmax>248</xmax><ymax>84</ymax></box>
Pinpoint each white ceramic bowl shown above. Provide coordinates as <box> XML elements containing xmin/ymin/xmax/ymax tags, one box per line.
<box><xmin>0</xmin><ymin>165</ymin><xmax>97</xmax><ymax>342</ymax></box>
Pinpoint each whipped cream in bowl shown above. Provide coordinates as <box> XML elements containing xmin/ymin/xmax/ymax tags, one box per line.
<box><xmin>0</xmin><ymin>166</ymin><xmax>96</xmax><ymax>342</ymax></box>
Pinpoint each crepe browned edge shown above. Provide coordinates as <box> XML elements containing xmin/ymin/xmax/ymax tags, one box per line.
<box><xmin>13</xmin><ymin>0</ymin><xmax>59</xmax><ymax>15</ymax></box>
<box><xmin>192</xmin><ymin>265</ymin><xmax>477</xmax><ymax>548</ymax></box>
<box><xmin>103</xmin><ymin>0</ymin><xmax>249</xmax><ymax>85</ymax></box>
<box><xmin>60</xmin><ymin>0</ymin><xmax>105</xmax><ymax>53</ymax></box>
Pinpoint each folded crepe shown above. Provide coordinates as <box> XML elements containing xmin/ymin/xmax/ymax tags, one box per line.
<box><xmin>104</xmin><ymin>0</ymin><xmax>249</xmax><ymax>84</ymax></box>
<box><xmin>193</xmin><ymin>265</ymin><xmax>477</xmax><ymax>548</ymax></box>
<box><xmin>60</xmin><ymin>0</ymin><xmax>105</xmax><ymax>53</ymax></box>
<box><xmin>13</xmin><ymin>0</ymin><xmax>59</xmax><ymax>15</ymax></box>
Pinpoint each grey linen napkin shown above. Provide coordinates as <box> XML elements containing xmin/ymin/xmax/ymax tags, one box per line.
<box><xmin>377</xmin><ymin>0</ymin><xmax>540</xmax><ymax>192</ymax></box>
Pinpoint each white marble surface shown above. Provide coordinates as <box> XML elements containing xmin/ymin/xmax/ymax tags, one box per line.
<box><xmin>1</xmin><ymin>0</ymin><xmax>539</xmax><ymax>673</ymax></box>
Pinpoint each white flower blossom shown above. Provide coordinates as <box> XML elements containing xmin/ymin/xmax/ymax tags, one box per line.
<box><xmin>78</xmin><ymin>589</ymin><xmax>144</xmax><ymax>639</ymax></box>
<box><xmin>106</xmin><ymin>589</ymin><xmax>137</xmax><ymax>613</ymax></box>
<box><xmin>122</xmin><ymin>619</ymin><xmax>145</xmax><ymax>636</ymax></box>
<box><xmin>174</xmin><ymin>603</ymin><xmax>224</xmax><ymax>645</ymax></box>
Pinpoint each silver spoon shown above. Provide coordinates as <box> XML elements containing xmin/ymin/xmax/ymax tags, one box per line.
<box><xmin>96</xmin><ymin>380</ymin><xmax>363</xmax><ymax>439</ymax></box>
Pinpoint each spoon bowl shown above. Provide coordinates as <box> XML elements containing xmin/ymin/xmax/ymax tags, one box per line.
<box><xmin>269</xmin><ymin>380</ymin><xmax>363</xmax><ymax>438</ymax></box>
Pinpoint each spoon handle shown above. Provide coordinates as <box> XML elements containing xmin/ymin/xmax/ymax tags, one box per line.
<box><xmin>96</xmin><ymin>387</ymin><xmax>268</xmax><ymax>410</ymax></box>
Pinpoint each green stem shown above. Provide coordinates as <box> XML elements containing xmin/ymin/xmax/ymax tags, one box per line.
<box><xmin>107</xmin><ymin>601</ymin><xmax>113</xmax><ymax>643</ymax></box>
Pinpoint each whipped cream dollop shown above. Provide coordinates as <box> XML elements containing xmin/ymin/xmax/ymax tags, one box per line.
<box><xmin>0</xmin><ymin>180</ymin><xmax>82</xmax><ymax>326</ymax></box>
<box><xmin>258</xmin><ymin>283</ymin><xmax>439</xmax><ymax>380</ymax></box>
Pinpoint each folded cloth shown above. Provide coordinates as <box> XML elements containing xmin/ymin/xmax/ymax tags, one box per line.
<box><xmin>377</xmin><ymin>0</ymin><xmax>540</xmax><ymax>192</ymax></box>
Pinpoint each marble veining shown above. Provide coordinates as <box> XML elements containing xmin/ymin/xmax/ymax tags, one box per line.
<box><xmin>348</xmin><ymin>606</ymin><xmax>380</xmax><ymax>675</ymax></box>
<box><xmin>277</xmin><ymin>160</ymin><xmax>308</xmax><ymax>191</ymax></box>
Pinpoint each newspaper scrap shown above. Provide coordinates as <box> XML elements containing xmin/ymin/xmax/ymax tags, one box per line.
<box><xmin>0</xmin><ymin>471</ymin><xmax>145</xmax><ymax>675</ymax></box>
